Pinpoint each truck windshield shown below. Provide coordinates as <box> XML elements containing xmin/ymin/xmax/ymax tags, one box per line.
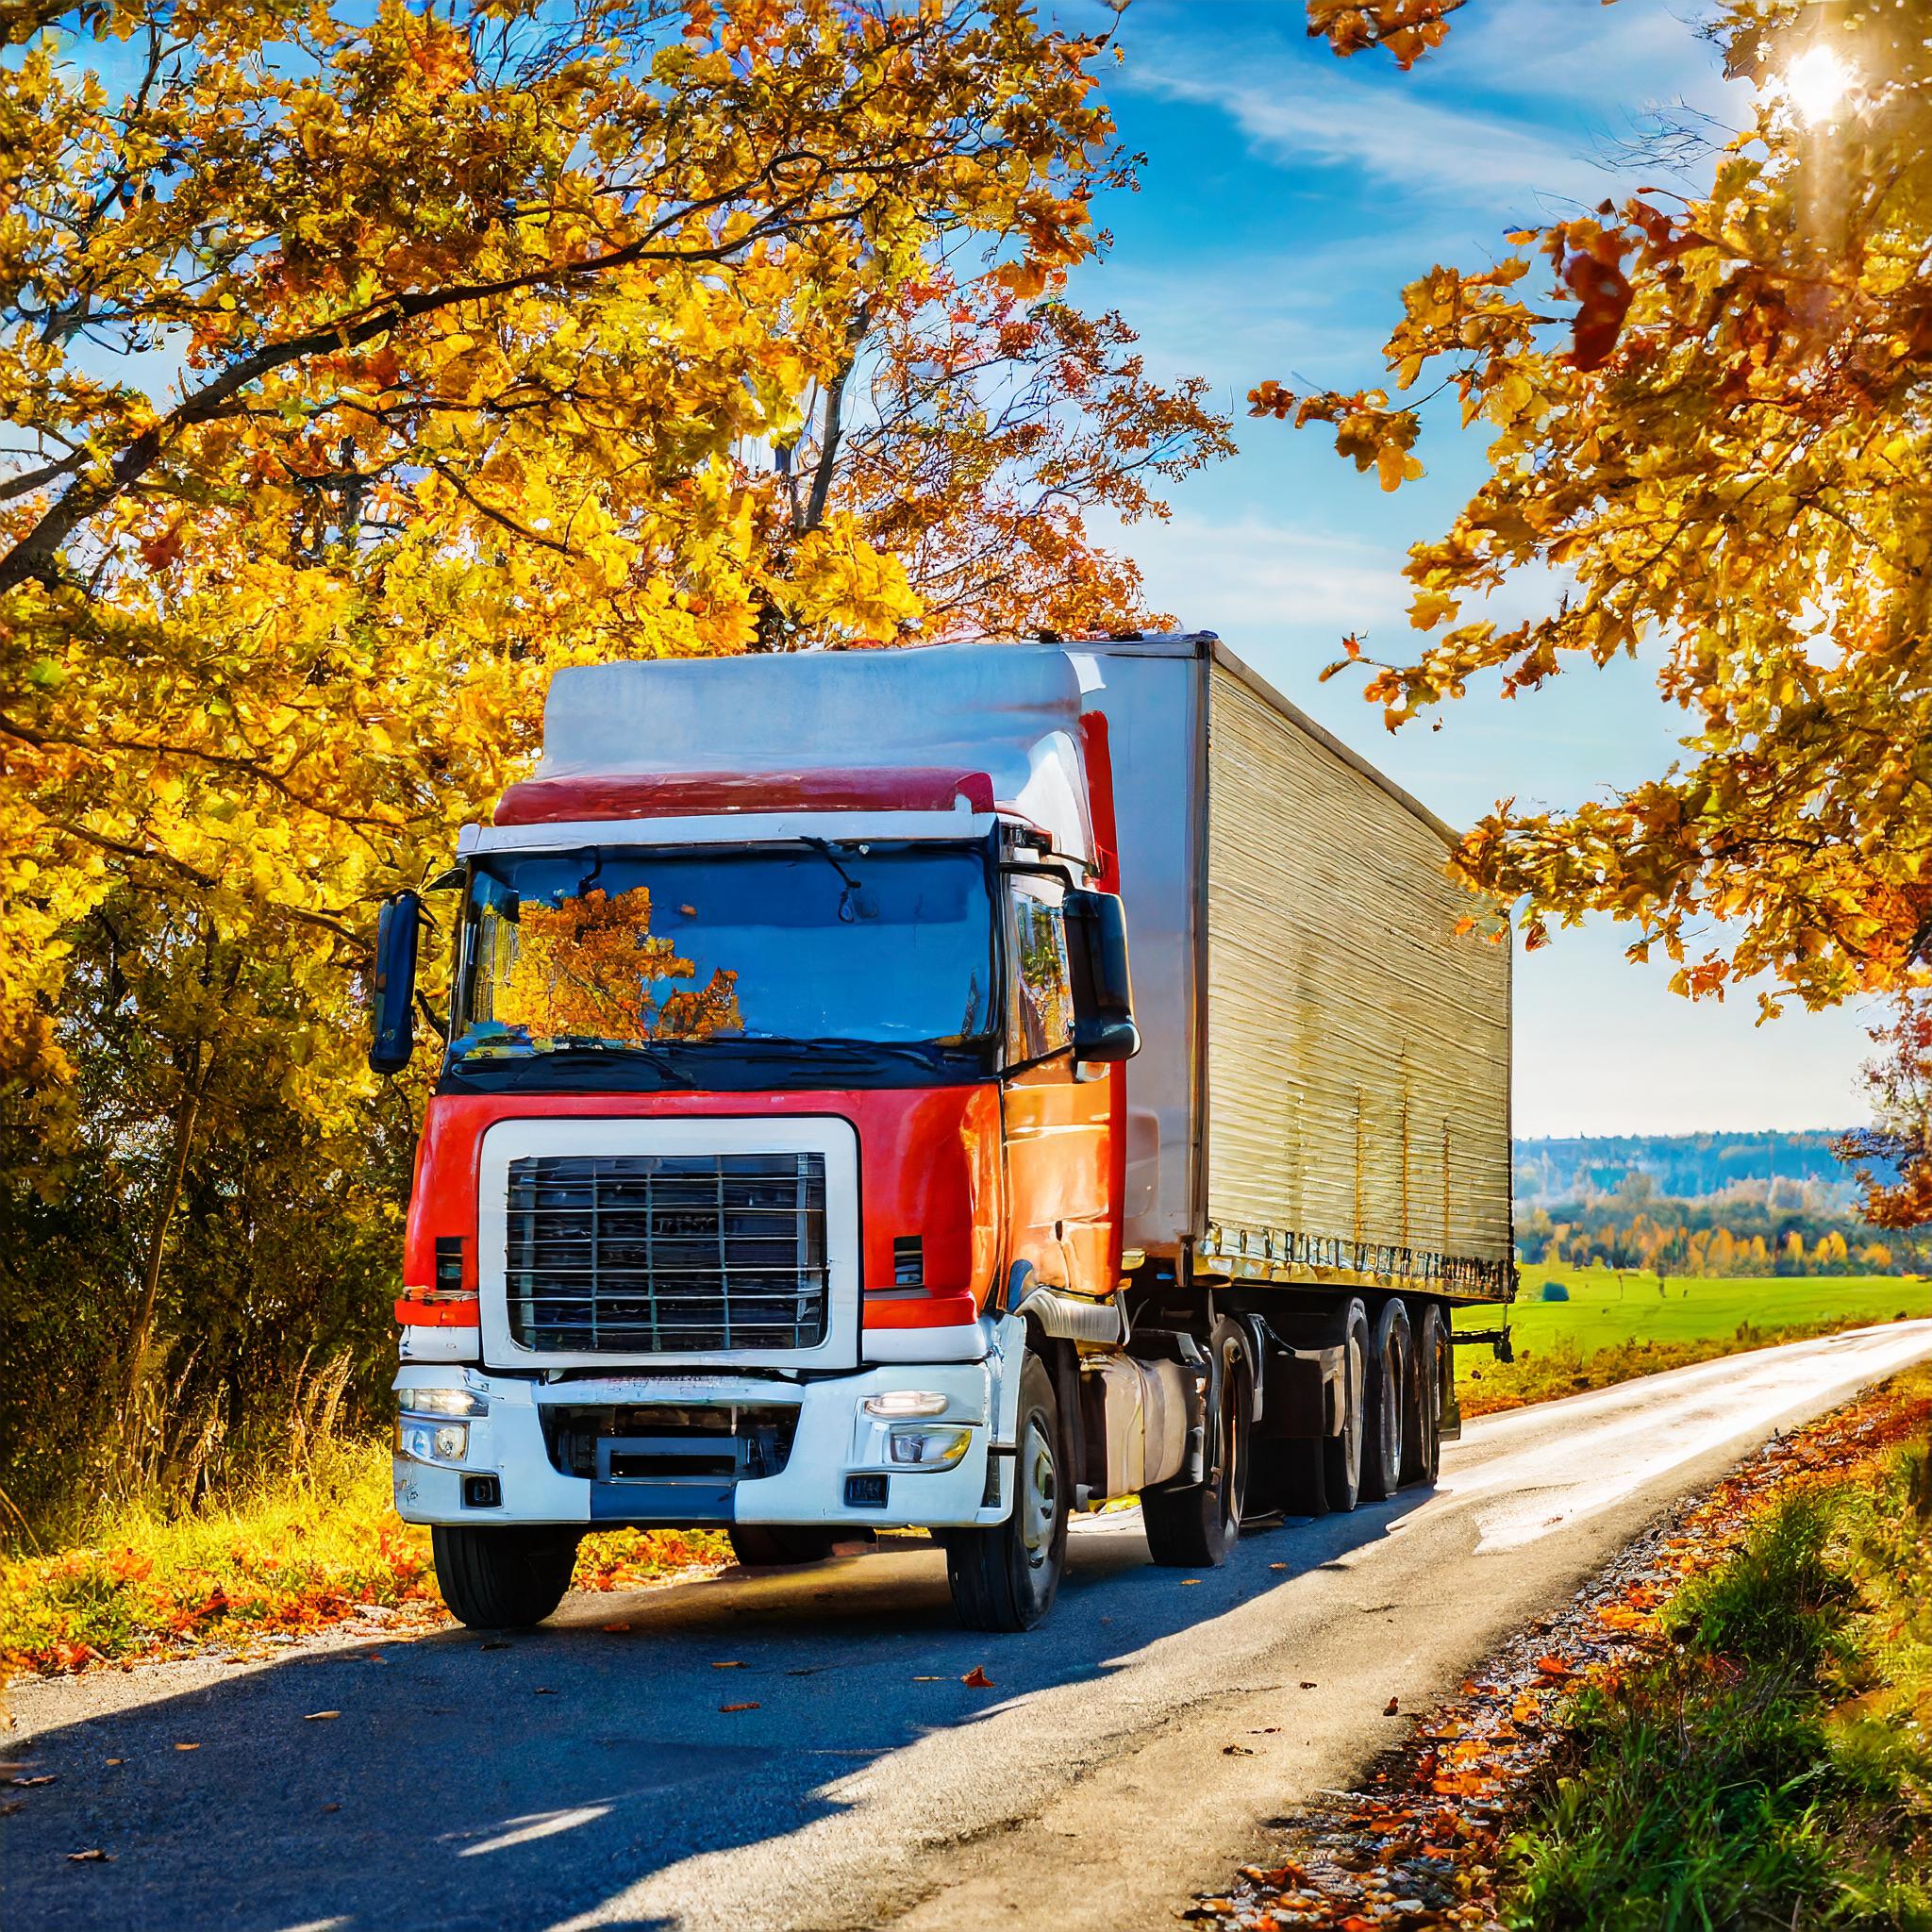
<box><xmin>446</xmin><ymin>841</ymin><xmax>994</xmax><ymax>1072</ymax></box>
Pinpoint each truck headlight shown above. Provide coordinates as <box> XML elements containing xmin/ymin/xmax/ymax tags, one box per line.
<box><xmin>396</xmin><ymin>1386</ymin><xmax>488</xmax><ymax>1418</ymax></box>
<box><xmin>396</xmin><ymin>1419</ymin><xmax>470</xmax><ymax>1464</ymax></box>
<box><xmin>864</xmin><ymin>1391</ymin><xmax>949</xmax><ymax>1418</ymax></box>
<box><xmin>887</xmin><ymin>1426</ymin><xmax>971</xmax><ymax>1469</ymax></box>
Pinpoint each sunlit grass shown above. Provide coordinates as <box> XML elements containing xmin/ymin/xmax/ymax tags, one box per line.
<box><xmin>0</xmin><ymin>1440</ymin><xmax>731</xmax><ymax>1677</ymax></box>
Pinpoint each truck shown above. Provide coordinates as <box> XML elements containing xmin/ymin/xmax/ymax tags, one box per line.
<box><xmin>375</xmin><ymin>632</ymin><xmax>1513</xmax><ymax>1633</ymax></box>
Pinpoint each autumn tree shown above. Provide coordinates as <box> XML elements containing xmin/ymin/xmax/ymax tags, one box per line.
<box><xmin>1271</xmin><ymin>0</ymin><xmax>1932</xmax><ymax>1024</ymax></box>
<box><xmin>0</xmin><ymin>0</ymin><xmax>1226</xmax><ymax>1521</ymax></box>
<box><xmin>770</xmin><ymin>272</ymin><xmax>1231</xmax><ymax>642</ymax></box>
<box><xmin>1836</xmin><ymin>997</ymin><xmax>1932</xmax><ymax>1226</ymax></box>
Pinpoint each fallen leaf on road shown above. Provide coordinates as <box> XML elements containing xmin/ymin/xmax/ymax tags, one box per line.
<box><xmin>303</xmin><ymin>1711</ymin><xmax>340</xmax><ymax>1722</ymax></box>
<box><xmin>1299</xmin><ymin>1681</ymin><xmax>1317</xmax><ymax>1690</ymax></box>
<box><xmin>719</xmin><ymin>1702</ymin><xmax>759</xmax><ymax>1713</ymax></box>
<box><xmin>601</xmin><ymin>1624</ymin><xmax>631</xmax><ymax>1634</ymax></box>
<box><xmin>1269</xmin><ymin>1562</ymin><xmax>1288</xmax><ymax>1572</ymax></box>
<box><xmin>105</xmin><ymin>1759</ymin><xmax>123</xmax><ymax>1767</ymax></box>
<box><xmin>479</xmin><ymin>1641</ymin><xmax>511</xmax><ymax>1652</ymax></box>
<box><xmin>914</xmin><ymin>1674</ymin><xmax>944</xmax><ymax>1681</ymax></box>
<box><xmin>961</xmin><ymin>1666</ymin><xmax>993</xmax><ymax>1688</ymax></box>
<box><xmin>711</xmin><ymin>1659</ymin><xmax>743</xmax><ymax>1667</ymax></box>
<box><xmin>174</xmin><ymin>1743</ymin><xmax>199</xmax><ymax>1752</ymax></box>
<box><xmin>1223</xmin><ymin>1744</ymin><xmax>1255</xmax><ymax>1755</ymax></box>
<box><xmin>1384</xmin><ymin>1697</ymin><xmax>1400</xmax><ymax>1715</ymax></box>
<box><xmin>66</xmin><ymin>1849</ymin><xmax>109</xmax><ymax>1862</ymax></box>
<box><xmin>1535</xmin><ymin>1656</ymin><xmax>1575</xmax><ymax>1679</ymax></box>
<box><xmin>321</xmin><ymin>1803</ymin><xmax>340</xmax><ymax>1813</ymax></box>
<box><xmin>0</xmin><ymin>1802</ymin><xmax>20</xmax><ymax>1817</ymax></box>
<box><xmin>1181</xmin><ymin>1578</ymin><xmax>1201</xmax><ymax>1586</ymax></box>
<box><xmin>7</xmin><ymin>1775</ymin><xmax>55</xmax><ymax>1788</ymax></box>
<box><xmin>534</xmin><ymin>1688</ymin><xmax>558</xmax><ymax>1696</ymax></box>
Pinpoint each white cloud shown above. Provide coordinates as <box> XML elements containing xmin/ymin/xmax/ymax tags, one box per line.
<box><xmin>1124</xmin><ymin>56</ymin><xmax>1604</xmax><ymax>210</ymax></box>
<box><xmin>1115</xmin><ymin>0</ymin><xmax>1749</xmax><ymax>217</ymax></box>
<box><xmin>1098</xmin><ymin>506</ymin><xmax>1412</xmax><ymax>640</ymax></box>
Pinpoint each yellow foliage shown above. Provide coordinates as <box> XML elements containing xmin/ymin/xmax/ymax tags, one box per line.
<box><xmin>1279</xmin><ymin>0</ymin><xmax>1932</xmax><ymax>1013</ymax></box>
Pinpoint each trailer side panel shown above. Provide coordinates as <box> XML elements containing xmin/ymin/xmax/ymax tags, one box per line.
<box><xmin>1202</xmin><ymin>657</ymin><xmax>1511</xmax><ymax>1297</ymax></box>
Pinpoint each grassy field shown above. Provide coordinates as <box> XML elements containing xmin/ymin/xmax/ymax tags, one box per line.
<box><xmin>1455</xmin><ymin>1268</ymin><xmax>1932</xmax><ymax>1413</ymax></box>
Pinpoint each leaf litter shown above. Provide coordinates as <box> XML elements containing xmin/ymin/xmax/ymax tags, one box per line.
<box><xmin>1183</xmin><ymin>1376</ymin><xmax>1932</xmax><ymax>1931</ymax></box>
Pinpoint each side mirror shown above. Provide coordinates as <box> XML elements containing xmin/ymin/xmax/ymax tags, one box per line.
<box><xmin>370</xmin><ymin>891</ymin><xmax>422</xmax><ymax>1075</ymax></box>
<box><xmin>1065</xmin><ymin>889</ymin><xmax>1140</xmax><ymax>1064</ymax></box>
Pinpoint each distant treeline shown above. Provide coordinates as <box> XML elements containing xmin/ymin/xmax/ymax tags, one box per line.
<box><xmin>1514</xmin><ymin>1131</ymin><xmax>1884</xmax><ymax>1207</ymax></box>
<box><xmin>1516</xmin><ymin>1185</ymin><xmax>1930</xmax><ymax>1276</ymax></box>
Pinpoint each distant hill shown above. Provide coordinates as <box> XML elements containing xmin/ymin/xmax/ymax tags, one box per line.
<box><xmin>1514</xmin><ymin>1131</ymin><xmax>1872</xmax><ymax>1208</ymax></box>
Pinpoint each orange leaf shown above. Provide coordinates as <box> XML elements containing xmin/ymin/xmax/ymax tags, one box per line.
<box><xmin>961</xmin><ymin>1665</ymin><xmax>993</xmax><ymax>1688</ymax></box>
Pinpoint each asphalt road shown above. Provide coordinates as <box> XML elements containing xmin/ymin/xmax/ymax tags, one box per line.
<box><xmin>8</xmin><ymin>1319</ymin><xmax>1932</xmax><ymax>1932</ymax></box>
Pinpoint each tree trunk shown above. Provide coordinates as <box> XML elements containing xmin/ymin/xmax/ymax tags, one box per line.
<box><xmin>121</xmin><ymin>1046</ymin><xmax>208</xmax><ymax>1429</ymax></box>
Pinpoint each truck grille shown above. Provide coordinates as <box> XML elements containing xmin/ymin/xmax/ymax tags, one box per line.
<box><xmin>504</xmin><ymin>1153</ymin><xmax>829</xmax><ymax>1354</ymax></box>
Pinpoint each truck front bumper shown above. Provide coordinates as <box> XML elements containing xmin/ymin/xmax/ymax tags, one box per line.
<box><xmin>391</xmin><ymin>1319</ymin><xmax>1024</xmax><ymax>1534</ymax></box>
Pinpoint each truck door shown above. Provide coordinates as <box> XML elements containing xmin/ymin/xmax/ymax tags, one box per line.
<box><xmin>1002</xmin><ymin>875</ymin><xmax>1113</xmax><ymax>1298</ymax></box>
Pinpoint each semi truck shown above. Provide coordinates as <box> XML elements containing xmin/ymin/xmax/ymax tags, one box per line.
<box><xmin>375</xmin><ymin>633</ymin><xmax>1513</xmax><ymax>1632</ymax></box>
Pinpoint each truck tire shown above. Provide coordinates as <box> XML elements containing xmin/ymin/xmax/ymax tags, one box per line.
<box><xmin>1361</xmin><ymin>1299</ymin><xmax>1411</xmax><ymax>1503</ymax></box>
<box><xmin>1143</xmin><ymin>1316</ymin><xmax>1251</xmax><ymax>1568</ymax></box>
<box><xmin>943</xmin><ymin>1351</ymin><xmax>1067</xmax><ymax>1632</ymax></box>
<box><xmin>1403</xmin><ymin>1301</ymin><xmax>1448</xmax><ymax>1489</ymax></box>
<box><xmin>1323</xmin><ymin>1300</ymin><xmax>1370</xmax><ymax>1513</ymax></box>
<box><xmin>431</xmin><ymin>1524</ymin><xmax>579</xmax><ymax>1629</ymax></box>
<box><xmin>727</xmin><ymin>1525</ymin><xmax>839</xmax><ymax>1568</ymax></box>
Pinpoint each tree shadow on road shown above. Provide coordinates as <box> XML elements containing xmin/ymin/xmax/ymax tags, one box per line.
<box><xmin>1</xmin><ymin>1493</ymin><xmax>1431</xmax><ymax>1932</ymax></box>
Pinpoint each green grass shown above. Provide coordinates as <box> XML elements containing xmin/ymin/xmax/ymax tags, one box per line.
<box><xmin>1474</xmin><ymin>1266</ymin><xmax>1932</xmax><ymax>1353</ymax></box>
<box><xmin>1457</xmin><ymin>1270</ymin><xmax>1932</xmax><ymax>1413</ymax></box>
<box><xmin>1505</xmin><ymin>1388</ymin><xmax>1932</xmax><ymax>1929</ymax></box>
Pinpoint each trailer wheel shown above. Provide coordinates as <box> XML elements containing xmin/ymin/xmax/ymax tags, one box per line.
<box><xmin>1403</xmin><ymin>1302</ymin><xmax>1448</xmax><ymax>1489</ymax></box>
<box><xmin>1143</xmin><ymin>1317</ymin><xmax>1251</xmax><ymax>1567</ymax></box>
<box><xmin>727</xmin><ymin>1525</ymin><xmax>840</xmax><ymax>1568</ymax></box>
<box><xmin>1322</xmin><ymin>1300</ymin><xmax>1370</xmax><ymax>1513</ymax></box>
<box><xmin>431</xmin><ymin>1524</ymin><xmax>579</xmax><ymax>1629</ymax></box>
<box><xmin>1361</xmin><ymin>1299</ymin><xmax>1411</xmax><ymax>1503</ymax></box>
<box><xmin>943</xmin><ymin>1351</ymin><xmax>1067</xmax><ymax>1632</ymax></box>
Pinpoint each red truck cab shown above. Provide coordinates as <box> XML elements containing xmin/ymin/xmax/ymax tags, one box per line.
<box><xmin>381</xmin><ymin>647</ymin><xmax>1153</xmax><ymax>1632</ymax></box>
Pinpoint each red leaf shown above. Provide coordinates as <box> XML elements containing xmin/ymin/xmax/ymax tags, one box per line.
<box><xmin>1563</xmin><ymin>253</ymin><xmax>1633</xmax><ymax>371</ymax></box>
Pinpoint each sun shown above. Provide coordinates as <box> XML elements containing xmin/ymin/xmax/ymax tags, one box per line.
<box><xmin>1783</xmin><ymin>44</ymin><xmax>1856</xmax><ymax>125</ymax></box>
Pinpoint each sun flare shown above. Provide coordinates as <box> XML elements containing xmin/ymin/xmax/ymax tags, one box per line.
<box><xmin>1783</xmin><ymin>44</ymin><xmax>1856</xmax><ymax>125</ymax></box>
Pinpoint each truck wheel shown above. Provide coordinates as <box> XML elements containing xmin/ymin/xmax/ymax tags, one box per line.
<box><xmin>943</xmin><ymin>1351</ymin><xmax>1067</xmax><ymax>1632</ymax></box>
<box><xmin>1403</xmin><ymin>1301</ymin><xmax>1448</xmax><ymax>1488</ymax></box>
<box><xmin>431</xmin><ymin>1524</ymin><xmax>579</xmax><ymax>1629</ymax></box>
<box><xmin>1143</xmin><ymin>1317</ymin><xmax>1251</xmax><ymax>1568</ymax></box>
<box><xmin>1360</xmin><ymin>1299</ymin><xmax>1411</xmax><ymax>1503</ymax></box>
<box><xmin>727</xmin><ymin>1525</ymin><xmax>840</xmax><ymax>1568</ymax></box>
<box><xmin>1322</xmin><ymin>1300</ymin><xmax>1369</xmax><ymax>1513</ymax></box>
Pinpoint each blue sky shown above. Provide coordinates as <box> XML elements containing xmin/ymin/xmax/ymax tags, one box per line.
<box><xmin>1064</xmin><ymin>0</ymin><xmax>1878</xmax><ymax>1139</ymax></box>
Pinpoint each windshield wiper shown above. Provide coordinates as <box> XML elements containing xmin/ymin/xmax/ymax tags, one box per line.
<box><xmin>538</xmin><ymin>1039</ymin><xmax>700</xmax><ymax>1088</ymax></box>
<box><xmin>727</xmin><ymin>1035</ymin><xmax>964</xmax><ymax>1068</ymax></box>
